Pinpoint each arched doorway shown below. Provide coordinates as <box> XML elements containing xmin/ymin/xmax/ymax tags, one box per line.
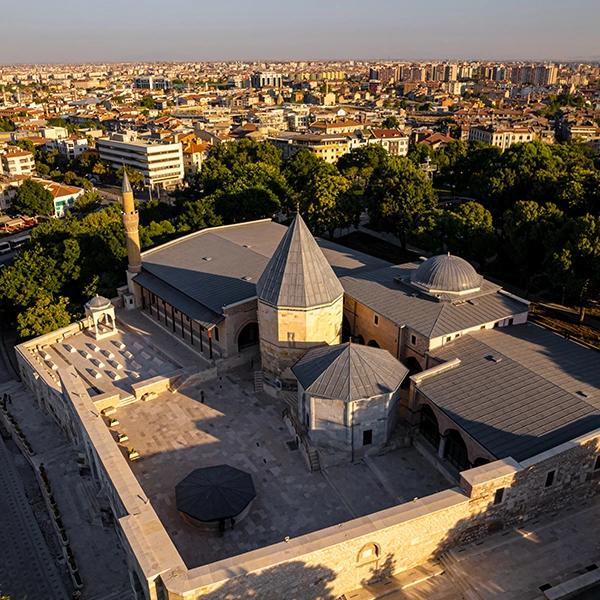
<box><xmin>473</xmin><ymin>457</ymin><xmax>490</xmax><ymax>467</ymax></box>
<box><xmin>342</xmin><ymin>316</ymin><xmax>352</xmax><ymax>343</ymax></box>
<box><xmin>367</xmin><ymin>339</ymin><xmax>380</xmax><ymax>348</ymax></box>
<box><xmin>353</xmin><ymin>334</ymin><xmax>365</xmax><ymax>345</ymax></box>
<box><xmin>419</xmin><ymin>404</ymin><xmax>440</xmax><ymax>449</ymax></box>
<box><xmin>404</xmin><ymin>356</ymin><xmax>422</xmax><ymax>376</ymax></box>
<box><xmin>443</xmin><ymin>429</ymin><xmax>470</xmax><ymax>471</ymax></box>
<box><xmin>237</xmin><ymin>322</ymin><xmax>259</xmax><ymax>352</ymax></box>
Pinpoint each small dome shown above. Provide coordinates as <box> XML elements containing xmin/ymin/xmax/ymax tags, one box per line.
<box><xmin>411</xmin><ymin>254</ymin><xmax>482</xmax><ymax>295</ymax></box>
<box><xmin>86</xmin><ymin>295</ymin><xmax>112</xmax><ymax>310</ymax></box>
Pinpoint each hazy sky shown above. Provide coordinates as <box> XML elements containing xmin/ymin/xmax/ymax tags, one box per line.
<box><xmin>1</xmin><ymin>0</ymin><xmax>599</xmax><ymax>64</ymax></box>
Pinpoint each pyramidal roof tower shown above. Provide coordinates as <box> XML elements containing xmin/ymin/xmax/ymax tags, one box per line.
<box><xmin>256</xmin><ymin>214</ymin><xmax>343</xmax><ymax>308</ymax></box>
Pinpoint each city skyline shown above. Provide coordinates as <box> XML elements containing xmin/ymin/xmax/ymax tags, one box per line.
<box><xmin>1</xmin><ymin>0</ymin><xmax>599</xmax><ymax>64</ymax></box>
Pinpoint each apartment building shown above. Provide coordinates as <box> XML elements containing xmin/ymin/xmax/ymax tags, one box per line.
<box><xmin>367</xmin><ymin>128</ymin><xmax>409</xmax><ymax>156</ymax></box>
<box><xmin>96</xmin><ymin>131</ymin><xmax>184</xmax><ymax>189</ymax></box>
<box><xmin>268</xmin><ymin>132</ymin><xmax>351</xmax><ymax>163</ymax></box>
<box><xmin>45</xmin><ymin>137</ymin><xmax>89</xmax><ymax>160</ymax></box>
<box><xmin>468</xmin><ymin>125</ymin><xmax>535</xmax><ymax>150</ymax></box>
<box><xmin>250</xmin><ymin>71</ymin><xmax>283</xmax><ymax>89</ymax></box>
<box><xmin>1</xmin><ymin>149</ymin><xmax>35</xmax><ymax>176</ymax></box>
<box><xmin>134</xmin><ymin>76</ymin><xmax>170</xmax><ymax>90</ymax></box>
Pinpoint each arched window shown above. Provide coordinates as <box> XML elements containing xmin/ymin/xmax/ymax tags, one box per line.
<box><xmin>419</xmin><ymin>404</ymin><xmax>440</xmax><ymax>449</ymax></box>
<box><xmin>444</xmin><ymin>429</ymin><xmax>470</xmax><ymax>471</ymax></box>
<box><xmin>367</xmin><ymin>339</ymin><xmax>380</xmax><ymax>348</ymax></box>
<box><xmin>357</xmin><ymin>542</ymin><xmax>380</xmax><ymax>564</ymax></box>
<box><xmin>237</xmin><ymin>322</ymin><xmax>259</xmax><ymax>352</ymax></box>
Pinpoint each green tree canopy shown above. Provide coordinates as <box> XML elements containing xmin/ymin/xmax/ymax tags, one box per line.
<box><xmin>381</xmin><ymin>115</ymin><xmax>400</xmax><ymax>129</ymax></box>
<box><xmin>366</xmin><ymin>156</ymin><xmax>436</xmax><ymax>250</ymax></box>
<box><xmin>12</xmin><ymin>179</ymin><xmax>54</xmax><ymax>216</ymax></box>
<box><xmin>16</xmin><ymin>293</ymin><xmax>71</xmax><ymax>339</ymax></box>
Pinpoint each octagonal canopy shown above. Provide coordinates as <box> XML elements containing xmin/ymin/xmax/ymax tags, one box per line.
<box><xmin>175</xmin><ymin>465</ymin><xmax>256</xmax><ymax>523</ymax></box>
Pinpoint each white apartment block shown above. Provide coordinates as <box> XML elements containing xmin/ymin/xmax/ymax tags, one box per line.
<box><xmin>468</xmin><ymin>126</ymin><xmax>535</xmax><ymax>150</ymax></box>
<box><xmin>1</xmin><ymin>150</ymin><xmax>36</xmax><ymax>176</ymax></box>
<box><xmin>46</xmin><ymin>137</ymin><xmax>89</xmax><ymax>160</ymax></box>
<box><xmin>367</xmin><ymin>128</ymin><xmax>409</xmax><ymax>156</ymax></box>
<box><xmin>96</xmin><ymin>132</ymin><xmax>184</xmax><ymax>189</ymax></box>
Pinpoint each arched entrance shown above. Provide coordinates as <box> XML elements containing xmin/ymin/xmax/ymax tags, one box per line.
<box><xmin>237</xmin><ymin>322</ymin><xmax>259</xmax><ymax>352</ymax></box>
<box><xmin>402</xmin><ymin>357</ymin><xmax>423</xmax><ymax>388</ymax></box>
<box><xmin>353</xmin><ymin>334</ymin><xmax>365</xmax><ymax>345</ymax></box>
<box><xmin>473</xmin><ymin>457</ymin><xmax>490</xmax><ymax>467</ymax></box>
<box><xmin>419</xmin><ymin>404</ymin><xmax>440</xmax><ymax>449</ymax></box>
<box><xmin>367</xmin><ymin>339</ymin><xmax>380</xmax><ymax>348</ymax></box>
<box><xmin>443</xmin><ymin>429</ymin><xmax>470</xmax><ymax>471</ymax></box>
<box><xmin>342</xmin><ymin>316</ymin><xmax>352</xmax><ymax>342</ymax></box>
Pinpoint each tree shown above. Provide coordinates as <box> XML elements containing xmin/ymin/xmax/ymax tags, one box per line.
<box><xmin>0</xmin><ymin>117</ymin><xmax>15</xmax><ymax>132</ymax></box>
<box><xmin>177</xmin><ymin>197</ymin><xmax>223</xmax><ymax>232</ymax></box>
<box><xmin>140</xmin><ymin>95</ymin><xmax>155</xmax><ymax>109</ymax></box>
<box><xmin>214</xmin><ymin>186</ymin><xmax>280</xmax><ymax>224</ymax></box>
<box><xmin>139</xmin><ymin>220</ymin><xmax>176</xmax><ymax>249</ymax></box>
<box><xmin>12</xmin><ymin>179</ymin><xmax>54</xmax><ymax>216</ymax></box>
<box><xmin>72</xmin><ymin>190</ymin><xmax>101</xmax><ymax>215</ymax></box>
<box><xmin>381</xmin><ymin>115</ymin><xmax>400</xmax><ymax>129</ymax></box>
<box><xmin>17</xmin><ymin>293</ymin><xmax>71</xmax><ymax>339</ymax></box>
<box><xmin>116</xmin><ymin>165</ymin><xmax>144</xmax><ymax>188</ymax></box>
<box><xmin>366</xmin><ymin>156</ymin><xmax>436</xmax><ymax>250</ymax></box>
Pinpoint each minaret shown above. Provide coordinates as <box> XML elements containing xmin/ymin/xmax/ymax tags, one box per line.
<box><xmin>121</xmin><ymin>170</ymin><xmax>142</xmax><ymax>294</ymax></box>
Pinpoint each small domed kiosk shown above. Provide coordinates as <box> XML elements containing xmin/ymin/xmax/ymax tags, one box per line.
<box><xmin>175</xmin><ymin>465</ymin><xmax>256</xmax><ymax>532</ymax></box>
<box><xmin>85</xmin><ymin>295</ymin><xmax>117</xmax><ymax>340</ymax></box>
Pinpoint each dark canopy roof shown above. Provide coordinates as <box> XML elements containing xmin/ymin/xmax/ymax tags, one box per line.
<box><xmin>175</xmin><ymin>465</ymin><xmax>256</xmax><ymax>522</ymax></box>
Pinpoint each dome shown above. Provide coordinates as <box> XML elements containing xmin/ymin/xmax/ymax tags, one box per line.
<box><xmin>86</xmin><ymin>295</ymin><xmax>112</xmax><ymax>310</ymax></box>
<box><xmin>411</xmin><ymin>254</ymin><xmax>482</xmax><ymax>295</ymax></box>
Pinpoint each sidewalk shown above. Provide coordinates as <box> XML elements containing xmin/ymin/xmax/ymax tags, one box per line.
<box><xmin>1</xmin><ymin>379</ymin><xmax>135</xmax><ymax>600</ymax></box>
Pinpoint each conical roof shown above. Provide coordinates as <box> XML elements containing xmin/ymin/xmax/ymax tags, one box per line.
<box><xmin>256</xmin><ymin>214</ymin><xmax>343</xmax><ymax>308</ymax></box>
<box><xmin>292</xmin><ymin>343</ymin><xmax>408</xmax><ymax>402</ymax></box>
<box><xmin>122</xmin><ymin>169</ymin><xmax>133</xmax><ymax>194</ymax></box>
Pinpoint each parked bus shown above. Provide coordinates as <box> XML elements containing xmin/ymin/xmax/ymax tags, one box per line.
<box><xmin>9</xmin><ymin>234</ymin><xmax>31</xmax><ymax>251</ymax></box>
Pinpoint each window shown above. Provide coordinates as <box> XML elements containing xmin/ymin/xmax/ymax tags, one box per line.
<box><xmin>373</xmin><ymin>314</ymin><xmax>379</xmax><ymax>326</ymax></box>
<box><xmin>445</xmin><ymin>336</ymin><xmax>451</xmax><ymax>342</ymax></box>
<box><xmin>493</xmin><ymin>322</ymin><xmax>499</xmax><ymax>328</ymax></box>
<box><xmin>594</xmin><ymin>456</ymin><xmax>600</xmax><ymax>471</ymax></box>
<box><xmin>363</xmin><ymin>430</ymin><xmax>373</xmax><ymax>446</ymax></box>
<box><xmin>411</xmin><ymin>334</ymin><xmax>417</xmax><ymax>346</ymax></box>
<box><xmin>214</xmin><ymin>327</ymin><xmax>219</xmax><ymax>341</ymax></box>
<box><xmin>545</xmin><ymin>470</ymin><xmax>555</xmax><ymax>488</ymax></box>
<box><xmin>493</xmin><ymin>488</ymin><xmax>505</xmax><ymax>505</ymax></box>
<box><xmin>508</xmin><ymin>318</ymin><xmax>514</xmax><ymax>326</ymax></box>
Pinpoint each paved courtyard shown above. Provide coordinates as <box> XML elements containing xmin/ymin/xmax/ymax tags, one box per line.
<box><xmin>115</xmin><ymin>366</ymin><xmax>450</xmax><ymax>568</ymax></box>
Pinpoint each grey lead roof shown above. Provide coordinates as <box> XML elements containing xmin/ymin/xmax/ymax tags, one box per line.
<box><xmin>256</xmin><ymin>214</ymin><xmax>344</xmax><ymax>307</ymax></box>
<box><xmin>140</xmin><ymin>220</ymin><xmax>385</xmax><ymax>320</ymax></box>
<box><xmin>340</xmin><ymin>264</ymin><xmax>527</xmax><ymax>338</ymax></box>
<box><xmin>417</xmin><ymin>324</ymin><xmax>600</xmax><ymax>461</ymax></box>
<box><xmin>134</xmin><ymin>271</ymin><xmax>223</xmax><ymax>329</ymax></box>
<box><xmin>411</xmin><ymin>254</ymin><xmax>482</xmax><ymax>294</ymax></box>
<box><xmin>292</xmin><ymin>342</ymin><xmax>408</xmax><ymax>402</ymax></box>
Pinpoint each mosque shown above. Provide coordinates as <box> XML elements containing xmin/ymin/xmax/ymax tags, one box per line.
<box><xmin>11</xmin><ymin>173</ymin><xmax>600</xmax><ymax>600</ymax></box>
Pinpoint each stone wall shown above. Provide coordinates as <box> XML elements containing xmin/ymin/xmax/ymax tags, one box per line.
<box><xmin>258</xmin><ymin>297</ymin><xmax>343</xmax><ymax>379</ymax></box>
<box><xmin>173</xmin><ymin>430</ymin><xmax>600</xmax><ymax>600</ymax></box>
<box><xmin>344</xmin><ymin>296</ymin><xmax>399</xmax><ymax>356</ymax></box>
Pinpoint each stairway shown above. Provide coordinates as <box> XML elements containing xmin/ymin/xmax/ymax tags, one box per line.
<box><xmin>253</xmin><ymin>370</ymin><xmax>264</xmax><ymax>393</ymax></box>
<box><xmin>307</xmin><ymin>447</ymin><xmax>321</xmax><ymax>472</ymax></box>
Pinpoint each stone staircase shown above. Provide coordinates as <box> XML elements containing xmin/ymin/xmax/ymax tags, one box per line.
<box><xmin>253</xmin><ymin>370</ymin><xmax>264</xmax><ymax>392</ymax></box>
<box><xmin>307</xmin><ymin>447</ymin><xmax>321</xmax><ymax>472</ymax></box>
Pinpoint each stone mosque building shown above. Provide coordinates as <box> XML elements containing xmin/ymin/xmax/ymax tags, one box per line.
<box><xmin>12</xmin><ymin>175</ymin><xmax>600</xmax><ymax>600</ymax></box>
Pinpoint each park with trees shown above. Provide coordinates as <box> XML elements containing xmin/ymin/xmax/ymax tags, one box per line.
<box><xmin>0</xmin><ymin>137</ymin><xmax>598</xmax><ymax>340</ymax></box>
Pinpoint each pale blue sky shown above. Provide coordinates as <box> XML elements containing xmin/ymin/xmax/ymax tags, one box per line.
<box><xmin>1</xmin><ymin>0</ymin><xmax>598</xmax><ymax>64</ymax></box>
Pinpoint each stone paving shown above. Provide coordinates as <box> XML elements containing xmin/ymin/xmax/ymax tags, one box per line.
<box><xmin>0</xmin><ymin>430</ymin><xmax>69</xmax><ymax>600</ymax></box>
<box><xmin>1</xmin><ymin>380</ymin><xmax>134</xmax><ymax>600</ymax></box>
<box><xmin>115</xmin><ymin>366</ymin><xmax>450</xmax><ymax>569</ymax></box>
<box><xmin>359</xmin><ymin>498</ymin><xmax>600</xmax><ymax>600</ymax></box>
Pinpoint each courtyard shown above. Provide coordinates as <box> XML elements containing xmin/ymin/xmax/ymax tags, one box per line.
<box><xmin>114</xmin><ymin>365</ymin><xmax>450</xmax><ymax>568</ymax></box>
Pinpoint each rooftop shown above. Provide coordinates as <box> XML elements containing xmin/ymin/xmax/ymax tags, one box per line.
<box><xmin>418</xmin><ymin>323</ymin><xmax>600</xmax><ymax>460</ymax></box>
